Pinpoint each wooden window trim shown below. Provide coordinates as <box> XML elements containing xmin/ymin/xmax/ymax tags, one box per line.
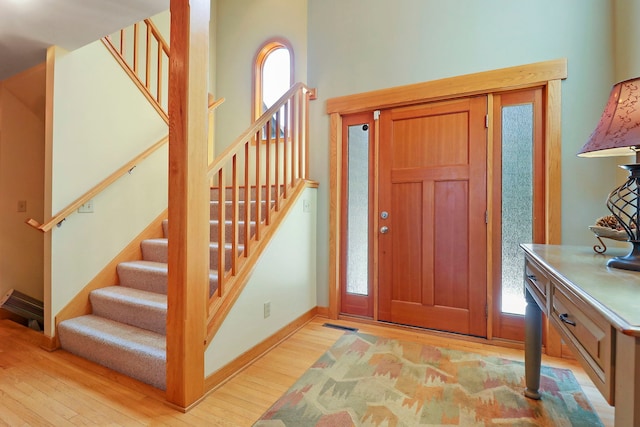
<box><xmin>326</xmin><ymin>59</ymin><xmax>566</xmax><ymax>115</ymax></box>
<box><xmin>251</xmin><ymin>38</ymin><xmax>295</xmax><ymax>123</ymax></box>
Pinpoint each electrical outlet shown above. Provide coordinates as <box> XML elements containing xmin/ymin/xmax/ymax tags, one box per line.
<box><xmin>78</xmin><ymin>199</ymin><xmax>94</xmax><ymax>213</ymax></box>
<box><xmin>17</xmin><ymin>200</ymin><xmax>27</xmax><ymax>212</ymax></box>
<box><xmin>303</xmin><ymin>199</ymin><xmax>311</xmax><ymax>213</ymax></box>
<box><xmin>264</xmin><ymin>301</ymin><xmax>271</xmax><ymax>318</ymax></box>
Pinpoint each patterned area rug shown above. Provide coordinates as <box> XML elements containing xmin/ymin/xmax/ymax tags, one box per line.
<box><xmin>254</xmin><ymin>332</ymin><xmax>603</xmax><ymax>427</ymax></box>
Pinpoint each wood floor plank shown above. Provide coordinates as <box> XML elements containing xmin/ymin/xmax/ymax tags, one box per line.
<box><xmin>0</xmin><ymin>317</ymin><xmax>614</xmax><ymax>426</ymax></box>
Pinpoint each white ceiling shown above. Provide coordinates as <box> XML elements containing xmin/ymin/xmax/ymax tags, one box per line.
<box><xmin>0</xmin><ymin>0</ymin><xmax>169</xmax><ymax>80</ymax></box>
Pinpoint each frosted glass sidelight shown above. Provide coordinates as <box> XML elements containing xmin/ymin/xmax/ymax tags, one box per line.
<box><xmin>346</xmin><ymin>124</ymin><xmax>369</xmax><ymax>296</ymax></box>
<box><xmin>501</xmin><ymin>104</ymin><xmax>533</xmax><ymax>315</ymax></box>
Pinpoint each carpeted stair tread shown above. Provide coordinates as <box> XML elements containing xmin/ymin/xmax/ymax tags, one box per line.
<box><xmin>209</xmin><ymin>185</ymin><xmax>281</xmax><ymax>200</ymax></box>
<box><xmin>58</xmin><ymin>314</ymin><xmax>166</xmax><ymax>390</ymax></box>
<box><xmin>90</xmin><ymin>286</ymin><xmax>166</xmax><ymax>335</ymax></box>
<box><xmin>117</xmin><ymin>260</ymin><xmax>169</xmax><ymax>294</ymax></box>
<box><xmin>210</xmin><ymin>199</ymin><xmax>274</xmax><ymax>221</ymax></box>
<box><xmin>162</xmin><ymin>218</ymin><xmax>256</xmax><ymax>241</ymax></box>
<box><xmin>140</xmin><ymin>238</ymin><xmax>244</xmax><ymax>270</ymax></box>
<box><xmin>117</xmin><ymin>260</ymin><xmax>219</xmax><ymax>295</ymax></box>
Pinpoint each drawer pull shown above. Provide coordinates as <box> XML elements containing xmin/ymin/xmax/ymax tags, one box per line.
<box><xmin>559</xmin><ymin>313</ymin><xmax>576</xmax><ymax>327</ymax></box>
<box><xmin>526</xmin><ymin>274</ymin><xmax>537</xmax><ymax>281</ymax></box>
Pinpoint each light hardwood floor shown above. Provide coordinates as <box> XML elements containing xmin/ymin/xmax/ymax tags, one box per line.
<box><xmin>0</xmin><ymin>317</ymin><xmax>614</xmax><ymax>426</ymax></box>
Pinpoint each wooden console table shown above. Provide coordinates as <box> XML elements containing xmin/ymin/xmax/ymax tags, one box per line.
<box><xmin>521</xmin><ymin>244</ymin><xmax>640</xmax><ymax>426</ymax></box>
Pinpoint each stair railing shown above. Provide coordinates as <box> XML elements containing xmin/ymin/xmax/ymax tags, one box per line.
<box><xmin>206</xmin><ymin>82</ymin><xmax>316</xmax><ymax>343</ymax></box>
<box><xmin>26</xmin><ymin>97</ymin><xmax>224</xmax><ymax>232</ymax></box>
<box><xmin>102</xmin><ymin>19</ymin><xmax>170</xmax><ymax>123</ymax></box>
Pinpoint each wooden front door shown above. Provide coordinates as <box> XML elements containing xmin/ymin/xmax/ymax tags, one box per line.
<box><xmin>378</xmin><ymin>96</ymin><xmax>488</xmax><ymax>337</ymax></box>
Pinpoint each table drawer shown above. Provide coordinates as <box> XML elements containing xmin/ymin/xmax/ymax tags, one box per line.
<box><xmin>524</xmin><ymin>258</ymin><xmax>549</xmax><ymax>310</ymax></box>
<box><xmin>551</xmin><ymin>285</ymin><xmax>614</xmax><ymax>403</ymax></box>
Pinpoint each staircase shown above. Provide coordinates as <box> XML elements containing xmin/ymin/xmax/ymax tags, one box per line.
<box><xmin>45</xmin><ymin>15</ymin><xmax>315</xmax><ymax>398</ymax></box>
<box><xmin>57</xmin><ymin>187</ymin><xmax>267</xmax><ymax>389</ymax></box>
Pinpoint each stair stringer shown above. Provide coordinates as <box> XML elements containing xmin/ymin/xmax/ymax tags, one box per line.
<box><xmin>204</xmin><ymin>185</ymin><xmax>317</xmax><ymax>378</ymax></box>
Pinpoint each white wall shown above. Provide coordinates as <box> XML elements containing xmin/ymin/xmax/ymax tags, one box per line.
<box><xmin>214</xmin><ymin>0</ymin><xmax>308</xmax><ymax>155</ymax></box>
<box><xmin>306</xmin><ymin>0</ymin><xmax>618</xmax><ymax>306</ymax></box>
<box><xmin>209</xmin><ymin>0</ymin><xmax>218</xmax><ymax>97</ymax></box>
<box><xmin>48</xmin><ymin>41</ymin><xmax>168</xmax><ymax>334</ymax></box>
<box><xmin>205</xmin><ymin>187</ymin><xmax>317</xmax><ymax>374</ymax></box>
<box><xmin>614</xmin><ymin>0</ymin><xmax>640</xmax><ymax>82</ymax></box>
<box><xmin>0</xmin><ymin>66</ymin><xmax>45</xmax><ymax>301</ymax></box>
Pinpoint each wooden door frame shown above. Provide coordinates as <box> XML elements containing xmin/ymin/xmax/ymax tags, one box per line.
<box><xmin>490</xmin><ymin>88</ymin><xmax>545</xmax><ymax>342</ymax></box>
<box><xmin>327</xmin><ymin>59</ymin><xmax>567</xmax><ymax>350</ymax></box>
<box><xmin>339</xmin><ymin>112</ymin><xmax>376</xmax><ymax>318</ymax></box>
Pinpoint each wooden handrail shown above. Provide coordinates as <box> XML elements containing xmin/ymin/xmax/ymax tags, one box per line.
<box><xmin>26</xmin><ymin>97</ymin><xmax>225</xmax><ymax>233</ymax></box>
<box><xmin>26</xmin><ymin>136</ymin><xmax>168</xmax><ymax>232</ymax></box>
<box><xmin>208</xmin><ymin>96</ymin><xmax>225</xmax><ymax>111</ymax></box>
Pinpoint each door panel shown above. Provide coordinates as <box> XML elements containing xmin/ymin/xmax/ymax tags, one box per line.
<box><xmin>434</xmin><ymin>180</ymin><xmax>468</xmax><ymax>309</ymax></box>
<box><xmin>378</xmin><ymin>96</ymin><xmax>487</xmax><ymax>337</ymax></box>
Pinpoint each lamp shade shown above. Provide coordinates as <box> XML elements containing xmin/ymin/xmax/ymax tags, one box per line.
<box><xmin>578</xmin><ymin>77</ymin><xmax>640</xmax><ymax>157</ymax></box>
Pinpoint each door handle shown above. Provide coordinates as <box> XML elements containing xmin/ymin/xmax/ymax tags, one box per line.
<box><xmin>380</xmin><ymin>226</ymin><xmax>389</xmax><ymax>234</ymax></box>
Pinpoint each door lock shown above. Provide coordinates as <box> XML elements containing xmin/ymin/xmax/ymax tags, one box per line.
<box><xmin>380</xmin><ymin>211</ymin><xmax>389</xmax><ymax>219</ymax></box>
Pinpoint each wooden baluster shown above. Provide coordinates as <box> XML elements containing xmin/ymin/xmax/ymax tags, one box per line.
<box><xmin>133</xmin><ymin>23</ymin><xmax>139</xmax><ymax>74</ymax></box>
<box><xmin>265</xmin><ymin>112</ymin><xmax>272</xmax><ymax>225</ymax></box>
<box><xmin>145</xmin><ymin>24</ymin><xmax>151</xmax><ymax>90</ymax></box>
<box><xmin>119</xmin><ymin>29</ymin><xmax>125</xmax><ymax>55</ymax></box>
<box><xmin>244</xmin><ymin>141</ymin><xmax>251</xmax><ymax>254</ymax></box>
<box><xmin>283</xmin><ymin>100</ymin><xmax>290</xmax><ymax>199</ymax></box>
<box><xmin>157</xmin><ymin>42</ymin><xmax>163</xmax><ymax>106</ymax></box>
<box><xmin>297</xmin><ymin>89</ymin><xmax>304</xmax><ymax>181</ymax></box>
<box><xmin>255</xmin><ymin>130</ymin><xmax>262</xmax><ymax>240</ymax></box>
<box><xmin>291</xmin><ymin>90</ymin><xmax>297</xmax><ymax>182</ymax></box>
<box><xmin>275</xmin><ymin>109</ymin><xmax>281</xmax><ymax>211</ymax></box>
<box><xmin>304</xmin><ymin>89</ymin><xmax>311</xmax><ymax>179</ymax></box>
<box><xmin>231</xmin><ymin>154</ymin><xmax>238</xmax><ymax>275</ymax></box>
<box><xmin>217</xmin><ymin>169</ymin><xmax>225</xmax><ymax>297</ymax></box>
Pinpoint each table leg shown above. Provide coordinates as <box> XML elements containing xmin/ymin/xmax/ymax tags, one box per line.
<box><xmin>615</xmin><ymin>331</ymin><xmax>640</xmax><ymax>426</ymax></box>
<box><xmin>524</xmin><ymin>288</ymin><xmax>542</xmax><ymax>400</ymax></box>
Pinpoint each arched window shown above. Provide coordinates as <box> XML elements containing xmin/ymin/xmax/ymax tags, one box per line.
<box><xmin>252</xmin><ymin>39</ymin><xmax>294</xmax><ymax>135</ymax></box>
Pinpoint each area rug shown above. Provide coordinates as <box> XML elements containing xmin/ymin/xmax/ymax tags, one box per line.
<box><xmin>253</xmin><ymin>332</ymin><xmax>603</xmax><ymax>427</ymax></box>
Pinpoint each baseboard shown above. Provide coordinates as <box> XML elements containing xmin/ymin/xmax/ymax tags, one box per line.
<box><xmin>40</xmin><ymin>333</ymin><xmax>58</xmax><ymax>352</ymax></box>
<box><xmin>316</xmin><ymin>306</ymin><xmax>329</xmax><ymax>317</ymax></box>
<box><xmin>203</xmin><ymin>307</ymin><xmax>319</xmax><ymax>393</ymax></box>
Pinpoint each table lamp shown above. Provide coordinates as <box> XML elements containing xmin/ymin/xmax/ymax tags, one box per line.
<box><xmin>578</xmin><ymin>77</ymin><xmax>640</xmax><ymax>271</ymax></box>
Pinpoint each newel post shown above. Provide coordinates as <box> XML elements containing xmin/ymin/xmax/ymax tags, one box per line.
<box><xmin>166</xmin><ymin>0</ymin><xmax>210</xmax><ymax>409</ymax></box>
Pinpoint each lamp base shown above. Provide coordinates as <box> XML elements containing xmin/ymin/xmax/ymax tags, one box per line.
<box><xmin>607</xmin><ymin>242</ymin><xmax>640</xmax><ymax>271</ymax></box>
